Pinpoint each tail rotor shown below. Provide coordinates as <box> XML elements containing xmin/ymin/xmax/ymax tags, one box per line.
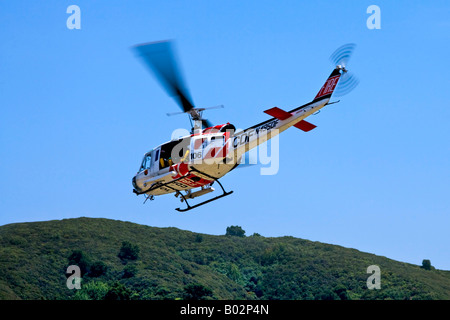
<box><xmin>329</xmin><ymin>43</ymin><xmax>359</xmax><ymax>97</ymax></box>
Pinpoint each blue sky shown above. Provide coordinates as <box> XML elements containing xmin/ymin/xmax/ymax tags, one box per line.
<box><xmin>1</xmin><ymin>1</ymin><xmax>449</xmax><ymax>270</ymax></box>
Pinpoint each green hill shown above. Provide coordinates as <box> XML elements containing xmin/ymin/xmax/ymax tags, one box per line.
<box><xmin>0</xmin><ymin>217</ymin><xmax>449</xmax><ymax>300</ymax></box>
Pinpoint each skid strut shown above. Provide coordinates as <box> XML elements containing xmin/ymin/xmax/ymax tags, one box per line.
<box><xmin>175</xmin><ymin>169</ymin><xmax>233</xmax><ymax>212</ymax></box>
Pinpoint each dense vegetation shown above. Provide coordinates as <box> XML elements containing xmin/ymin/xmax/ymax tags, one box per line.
<box><xmin>0</xmin><ymin>217</ymin><xmax>449</xmax><ymax>300</ymax></box>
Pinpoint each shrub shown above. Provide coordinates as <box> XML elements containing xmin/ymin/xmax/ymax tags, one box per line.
<box><xmin>89</xmin><ymin>261</ymin><xmax>108</xmax><ymax>277</ymax></box>
<box><xmin>104</xmin><ymin>282</ymin><xmax>133</xmax><ymax>300</ymax></box>
<box><xmin>73</xmin><ymin>281</ymin><xmax>109</xmax><ymax>300</ymax></box>
<box><xmin>194</xmin><ymin>234</ymin><xmax>203</xmax><ymax>243</ymax></box>
<box><xmin>122</xmin><ymin>264</ymin><xmax>138</xmax><ymax>279</ymax></box>
<box><xmin>183</xmin><ymin>284</ymin><xmax>214</xmax><ymax>300</ymax></box>
<box><xmin>118</xmin><ymin>241</ymin><xmax>140</xmax><ymax>262</ymax></box>
<box><xmin>67</xmin><ymin>250</ymin><xmax>90</xmax><ymax>276</ymax></box>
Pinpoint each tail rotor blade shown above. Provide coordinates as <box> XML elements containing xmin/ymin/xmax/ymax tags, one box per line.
<box><xmin>329</xmin><ymin>43</ymin><xmax>359</xmax><ymax>97</ymax></box>
<box><xmin>334</xmin><ymin>72</ymin><xmax>359</xmax><ymax>97</ymax></box>
<box><xmin>330</xmin><ymin>43</ymin><xmax>356</xmax><ymax>68</ymax></box>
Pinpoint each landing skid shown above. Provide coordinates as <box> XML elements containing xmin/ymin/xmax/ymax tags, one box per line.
<box><xmin>175</xmin><ymin>190</ymin><xmax>233</xmax><ymax>212</ymax></box>
<box><xmin>175</xmin><ymin>169</ymin><xmax>233</xmax><ymax>212</ymax></box>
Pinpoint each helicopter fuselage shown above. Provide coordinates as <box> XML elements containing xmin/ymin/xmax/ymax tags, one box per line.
<box><xmin>132</xmin><ymin>95</ymin><xmax>331</xmax><ymax>198</ymax></box>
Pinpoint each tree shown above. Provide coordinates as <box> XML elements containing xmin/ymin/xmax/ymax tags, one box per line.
<box><xmin>89</xmin><ymin>261</ymin><xmax>108</xmax><ymax>277</ymax></box>
<box><xmin>73</xmin><ymin>281</ymin><xmax>109</xmax><ymax>300</ymax></box>
<box><xmin>421</xmin><ymin>259</ymin><xmax>433</xmax><ymax>271</ymax></box>
<box><xmin>183</xmin><ymin>284</ymin><xmax>214</xmax><ymax>300</ymax></box>
<box><xmin>334</xmin><ymin>284</ymin><xmax>350</xmax><ymax>300</ymax></box>
<box><xmin>104</xmin><ymin>282</ymin><xmax>133</xmax><ymax>300</ymax></box>
<box><xmin>118</xmin><ymin>241</ymin><xmax>140</xmax><ymax>262</ymax></box>
<box><xmin>122</xmin><ymin>264</ymin><xmax>138</xmax><ymax>279</ymax></box>
<box><xmin>67</xmin><ymin>250</ymin><xmax>90</xmax><ymax>276</ymax></box>
<box><xmin>227</xmin><ymin>263</ymin><xmax>242</xmax><ymax>282</ymax></box>
<box><xmin>225</xmin><ymin>226</ymin><xmax>246</xmax><ymax>237</ymax></box>
<box><xmin>315</xmin><ymin>289</ymin><xmax>339</xmax><ymax>300</ymax></box>
<box><xmin>194</xmin><ymin>234</ymin><xmax>203</xmax><ymax>243</ymax></box>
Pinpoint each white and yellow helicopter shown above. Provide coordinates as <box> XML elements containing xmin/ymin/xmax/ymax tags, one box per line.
<box><xmin>131</xmin><ymin>41</ymin><xmax>358</xmax><ymax>212</ymax></box>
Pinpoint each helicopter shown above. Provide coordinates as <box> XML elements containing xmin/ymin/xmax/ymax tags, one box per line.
<box><xmin>131</xmin><ymin>41</ymin><xmax>358</xmax><ymax>212</ymax></box>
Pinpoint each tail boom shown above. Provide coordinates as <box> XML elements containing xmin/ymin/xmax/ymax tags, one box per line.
<box><xmin>230</xmin><ymin>67</ymin><xmax>342</xmax><ymax>159</ymax></box>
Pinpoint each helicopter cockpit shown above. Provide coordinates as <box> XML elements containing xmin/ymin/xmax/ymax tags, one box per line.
<box><xmin>139</xmin><ymin>152</ymin><xmax>153</xmax><ymax>172</ymax></box>
<box><xmin>137</xmin><ymin>137</ymin><xmax>191</xmax><ymax>174</ymax></box>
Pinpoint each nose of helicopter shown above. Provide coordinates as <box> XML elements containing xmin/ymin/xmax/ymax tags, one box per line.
<box><xmin>132</xmin><ymin>175</ymin><xmax>140</xmax><ymax>194</ymax></box>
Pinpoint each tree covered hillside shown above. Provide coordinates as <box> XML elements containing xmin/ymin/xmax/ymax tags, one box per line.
<box><xmin>0</xmin><ymin>218</ymin><xmax>449</xmax><ymax>300</ymax></box>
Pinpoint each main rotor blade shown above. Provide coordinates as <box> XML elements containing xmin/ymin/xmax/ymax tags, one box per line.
<box><xmin>199</xmin><ymin>104</ymin><xmax>224</xmax><ymax>112</ymax></box>
<box><xmin>201</xmin><ymin>118</ymin><xmax>213</xmax><ymax>129</ymax></box>
<box><xmin>133</xmin><ymin>40</ymin><xmax>195</xmax><ymax>113</ymax></box>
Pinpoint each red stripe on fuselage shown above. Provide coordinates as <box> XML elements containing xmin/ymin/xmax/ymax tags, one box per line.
<box><xmin>179</xmin><ymin>174</ymin><xmax>212</xmax><ymax>188</ymax></box>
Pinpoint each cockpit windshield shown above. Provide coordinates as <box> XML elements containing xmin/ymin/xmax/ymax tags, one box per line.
<box><xmin>139</xmin><ymin>153</ymin><xmax>152</xmax><ymax>172</ymax></box>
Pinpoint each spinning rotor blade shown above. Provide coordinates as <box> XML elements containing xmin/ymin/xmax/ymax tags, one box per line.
<box><xmin>133</xmin><ymin>40</ymin><xmax>195</xmax><ymax>113</ymax></box>
<box><xmin>329</xmin><ymin>43</ymin><xmax>356</xmax><ymax>68</ymax></box>
<box><xmin>329</xmin><ymin>43</ymin><xmax>359</xmax><ymax>96</ymax></box>
<box><xmin>334</xmin><ymin>72</ymin><xmax>359</xmax><ymax>97</ymax></box>
<box><xmin>166</xmin><ymin>110</ymin><xmax>186</xmax><ymax>117</ymax></box>
<box><xmin>167</xmin><ymin>105</ymin><xmax>223</xmax><ymax>119</ymax></box>
<box><xmin>201</xmin><ymin>118</ymin><xmax>213</xmax><ymax>129</ymax></box>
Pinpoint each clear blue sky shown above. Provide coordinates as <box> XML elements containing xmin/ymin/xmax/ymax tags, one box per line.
<box><xmin>1</xmin><ymin>1</ymin><xmax>449</xmax><ymax>270</ymax></box>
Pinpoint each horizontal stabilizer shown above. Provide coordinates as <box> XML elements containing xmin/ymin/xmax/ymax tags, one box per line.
<box><xmin>263</xmin><ymin>107</ymin><xmax>292</xmax><ymax>120</ymax></box>
<box><xmin>294</xmin><ymin>120</ymin><xmax>317</xmax><ymax>132</ymax></box>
